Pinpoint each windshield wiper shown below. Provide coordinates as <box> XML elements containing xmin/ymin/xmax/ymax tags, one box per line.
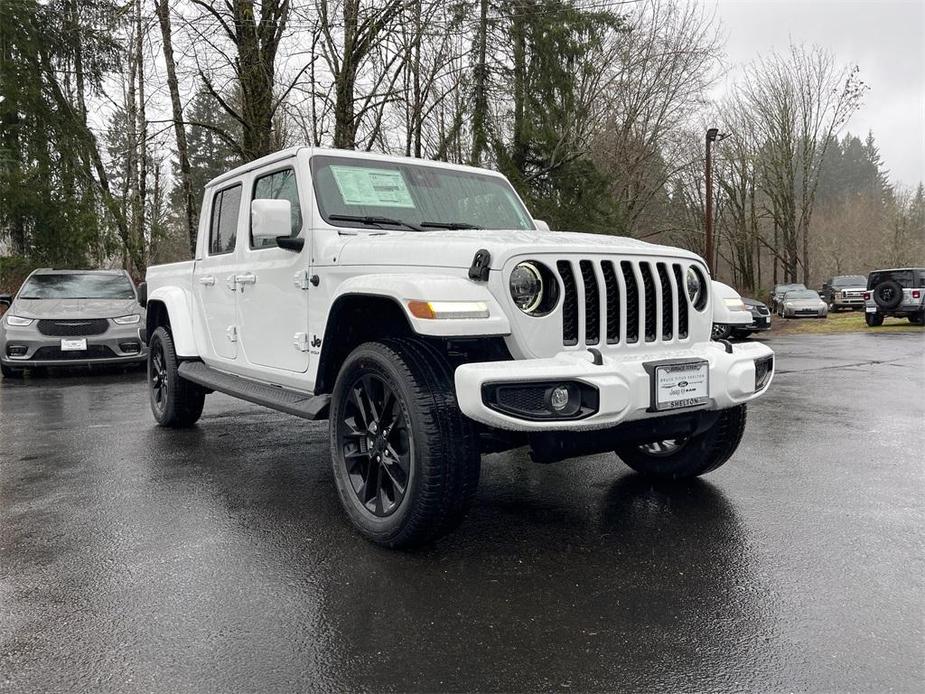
<box><xmin>418</xmin><ymin>221</ymin><xmax>484</xmax><ymax>230</ymax></box>
<box><xmin>328</xmin><ymin>214</ymin><xmax>421</xmax><ymax>231</ymax></box>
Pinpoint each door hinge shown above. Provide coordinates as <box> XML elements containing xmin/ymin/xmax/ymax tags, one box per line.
<box><xmin>226</xmin><ymin>325</ymin><xmax>238</xmax><ymax>343</ymax></box>
<box><xmin>293</xmin><ymin>332</ymin><xmax>310</xmax><ymax>352</ymax></box>
<box><xmin>293</xmin><ymin>269</ymin><xmax>312</xmax><ymax>290</ymax></box>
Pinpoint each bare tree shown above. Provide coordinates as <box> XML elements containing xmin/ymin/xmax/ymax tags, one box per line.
<box><xmin>738</xmin><ymin>44</ymin><xmax>865</xmax><ymax>283</ymax></box>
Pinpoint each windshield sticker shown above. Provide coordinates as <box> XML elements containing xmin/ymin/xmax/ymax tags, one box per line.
<box><xmin>330</xmin><ymin>166</ymin><xmax>415</xmax><ymax>208</ymax></box>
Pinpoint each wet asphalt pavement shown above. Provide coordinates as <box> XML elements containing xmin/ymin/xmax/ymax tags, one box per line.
<box><xmin>1</xmin><ymin>332</ymin><xmax>923</xmax><ymax>693</ymax></box>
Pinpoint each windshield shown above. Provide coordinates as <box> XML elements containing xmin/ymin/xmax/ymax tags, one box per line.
<box><xmin>832</xmin><ymin>276</ymin><xmax>866</xmax><ymax>287</ymax></box>
<box><xmin>19</xmin><ymin>273</ymin><xmax>135</xmax><ymax>300</ymax></box>
<box><xmin>785</xmin><ymin>290</ymin><xmax>819</xmax><ymax>300</ymax></box>
<box><xmin>776</xmin><ymin>283</ymin><xmax>805</xmax><ymax>294</ymax></box>
<box><xmin>311</xmin><ymin>156</ymin><xmax>535</xmax><ymax>231</ymax></box>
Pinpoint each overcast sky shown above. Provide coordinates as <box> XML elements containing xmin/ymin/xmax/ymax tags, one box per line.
<box><xmin>698</xmin><ymin>0</ymin><xmax>924</xmax><ymax>188</ymax></box>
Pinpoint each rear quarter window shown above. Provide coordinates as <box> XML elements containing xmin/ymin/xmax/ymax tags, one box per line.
<box><xmin>209</xmin><ymin>184</ymin><xmax>243</xmax><ymax>255</ymax></box>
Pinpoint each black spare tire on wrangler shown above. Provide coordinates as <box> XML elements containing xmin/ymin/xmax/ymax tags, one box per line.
<box><xmin>873</xmin><ymin>279</ymin><xmax>904</xmax><ymax>310</ymax></box>
<box><xmin>329</xmin><ymin>338</ymin><xmax>480</xmax><ymax>548</ymax></box>
<box><xmin>615</xmin><ymin>405</ymin><xmax>747</xmax><ymax>480</ymax></box>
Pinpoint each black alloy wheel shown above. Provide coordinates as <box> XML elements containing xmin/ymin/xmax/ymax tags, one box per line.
<box><xmin>338</xmin><ymin>373</ymin><xmax>414</xmax><ymax>517</ymax></box>
<box><xmin>149</xmin><ymin>340</ymin><xmax>169</xmax><ymax>417</ymax></box>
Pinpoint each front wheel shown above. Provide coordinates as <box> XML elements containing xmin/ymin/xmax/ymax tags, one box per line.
<box><xmin>711</xmin><ymin>323</ymin><xmax>732</xmax><ymax>340</ymax></box>
<box><xmin>615</xmin><ymin>405</ymin><xmax>747</xmax><ymax>480</ymax></box>
<box><xmin>329</xmin><ymin>338</ymin><xmax>480</xmax><ymax>548</ymax></box>
<box><xmin>865</xmin><ymin>312</ymin><xmax>884</xmax><ymax>327</ymax></box>
<box><xmin>148</xmin><ymin>327</ymin><xmax>205</xmax><ymax>427</ymax></box>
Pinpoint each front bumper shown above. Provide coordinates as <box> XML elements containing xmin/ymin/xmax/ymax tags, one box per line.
<box><xmin>1</xmin><ymin>325</ymin><xmax>147</xmax><ymax>367</ymax></box>
<box><xmin>740</xmin><ymin>314</ymin><xmax>771</xmax><ymax>331</ymax></box>
<box><xmin>455</xmin><ymin>340</ymin><xmax>774</xmax><ymax>432</ymax></box>
<box><xmin>833</xmin><ymin>295</ymin><xmax>864</xmax><ymax>307</ymax></box>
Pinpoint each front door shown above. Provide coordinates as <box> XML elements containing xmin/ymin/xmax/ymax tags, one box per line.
<box><xmin>194</xmin><ymin>184</ymin><xmax>243</xmax><ymax>361</ymax></box>
<box><xmin>236</xmin><ymin>166</ymin><xmax>311</xmax><ymax>373</ymax></box>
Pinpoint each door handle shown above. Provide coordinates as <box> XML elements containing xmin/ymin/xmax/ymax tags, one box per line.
<box><xmin>198</xmin><ymin>275</ymin><xmax>215</xmax><ymax>286</ymax></box>
<box><xmin>235</xmin><ymin>273</ymin><xmax>257</xmax><ymax>285</ymax></box>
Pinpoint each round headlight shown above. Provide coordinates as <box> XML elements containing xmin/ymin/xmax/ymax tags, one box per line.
<box><xmin>686</xmin><ymin>266</ymin><xmax>707</xmax><ymax>310</ymax></box>
<box><xmin>510</xmin><ymin>262</ymin><xmax>544</xmax><ymax>313</ymax></box>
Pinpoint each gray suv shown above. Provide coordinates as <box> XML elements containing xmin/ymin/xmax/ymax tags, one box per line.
<box><xmin>864</xmin><ymin>268</ymin><xmax>925</xmax><ymax>326</ymax></box>
<box><xmin>0</xmin><ymin>269</ymin><xmax>147</xmax><ymax>377</ymax></box>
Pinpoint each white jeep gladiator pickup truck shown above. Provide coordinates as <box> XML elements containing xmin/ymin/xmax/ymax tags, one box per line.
<box><xmin>142</xmin><ymin>147</ymin><xmax>774</xmax><ymax>547</ymax></box>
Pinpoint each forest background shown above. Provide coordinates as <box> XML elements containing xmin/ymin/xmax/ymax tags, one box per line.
<box><xmin>1</xmin><ymin>0</ymin><xmax>922</xmax><ymax>296</ymax></box>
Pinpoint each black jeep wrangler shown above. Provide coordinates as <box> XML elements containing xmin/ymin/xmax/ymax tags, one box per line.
<box><xmin>864</xmin><ymin>268</ymin><xmax>925</xmax><ymax>326</ymax></box>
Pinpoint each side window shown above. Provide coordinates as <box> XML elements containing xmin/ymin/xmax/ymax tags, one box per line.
<box><xmin>209</xmin><ymin>184</ymin><xmax>242</xmax><ymax>255</ymax></box>
<box><xmin>251</xmin><ymin>168</ymin><xmax>302</xmax><ymax>249</ymax></box>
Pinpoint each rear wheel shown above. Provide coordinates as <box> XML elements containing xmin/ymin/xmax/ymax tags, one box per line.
<box><xmin>910</xmin><ymin>312</ymin><xmax>925</xmax><ymax>326</ymax></box>
<box><xmin>330</xmin><ymin>338</ymin><xmax>480</xmax><ymax>548</ymax></box>
<box><xmin>865</xmin><ymin>312</ymin><xmax>884</xmax><ymax>327</ymax></box>
<box><xmin>615</xmin><ymin>405</ymin><xmax>747</xmax><ymax>480</ymax></box>
<box><xmin>148</xmin><ymin>327</ymin><xmax>205</xmax><ymax>427</ymax></box>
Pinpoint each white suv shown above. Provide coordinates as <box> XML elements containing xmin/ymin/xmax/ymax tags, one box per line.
<box><xmin>142</xmin><ymin>148</ymin><xmax>774</xmax><ymax>547</ymax></box>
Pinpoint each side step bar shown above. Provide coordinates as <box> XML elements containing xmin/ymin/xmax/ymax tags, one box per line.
<box><xmin>178</xmin><ymin>361</ymin><xmax>330</xmax><ymax>420</ymax></box>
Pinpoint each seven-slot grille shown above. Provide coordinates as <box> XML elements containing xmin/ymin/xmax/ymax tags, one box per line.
<box><xmin>36</xmin><ymin>319</ymin><xmax>109</xmax><ymax>336</ymax></box>
<box><xmin>555</xmin><ymin>258</ymin><xmax>690</xmax><ymax>347</ymax></box>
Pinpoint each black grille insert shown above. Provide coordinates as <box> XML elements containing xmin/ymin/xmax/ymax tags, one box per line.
<box><xmin>621</xmin><ymin>261</ymin><xmax>639</xmax><ymax>343</ymax></box>
<box><xmin>579</xmin><ymin>260</ymin><xmax>600</xmax><ymax>345</ymax></box>
<box><xmin>672</xmin><ymin>264</ymin><xmax>689</xmax><ymax>339</ymax></box>
<box><xmin>36</xmin><ymin>319</ymin><xmax>109</xmax><ymax>336</ymax></box>
<box><xmin>557</xmin><ymin>261</ymin><xmax>579</xmax><ymax>346</ymax></box>
<box><xmin>656</xmin><ymin>263</ymin><xmax>673</xmax><ymax>340</ymax></box>
<box><xmin>601</xmin><ymin>261</ymin><xmax>620</xmax><ymax>344</ymax></box>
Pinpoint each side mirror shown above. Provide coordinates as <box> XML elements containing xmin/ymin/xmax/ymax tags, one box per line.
<box><xmin>251</xmin><ymin>199</ymin><xmax>295</xmax><ymax>249</ymax></box>
<box><xmin>0</xmin><ymin>293</ymin><xmax>11</xmax><ymax>307</ymax></box>
<box><xmin>533</xmin><ymin>219</ymin><xmax>550</xmax><ymax>231</ymax></box>
<box><xmin>136</xmin><ymin>282</ymin><xmax>147</xmax><ymax>308</ymax></box>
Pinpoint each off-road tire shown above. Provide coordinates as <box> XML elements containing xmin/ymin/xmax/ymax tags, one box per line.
<box><xmin>615</xmin><ymin>405</ymin><xmax>747</xmax><ymax>480</ymax></box>
<box><xmin>873</xmin><ymin>279</ymin><xmax>904</xmax><ymax>310</ymax></box>
<box><xmin>329</xmin><ymin>338</ymin><xmax>480</xmax><ymax>548</ymax></box>
<box><xmin>1</xmin><ymin>363</ymin><xmax>22</xmax><ymax>378</ymax></box>
<box><xmin>148</xmin><ymin>326</ymin><xmax>205</xmax><ymax>427</ymax></box>
<box><xmin>865</xmin><ymin>312</ymin><xmax>884</xmax><ymax>327</ymax></box>
<box><xmin>909</xmin><ymin>312</ymin><xmax>925</xmax><ymax>326</ymax></box>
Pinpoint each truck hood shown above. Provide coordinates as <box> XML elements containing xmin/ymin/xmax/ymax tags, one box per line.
<box><xmin>12</xmin><ymin>298</ymin><xmax>141</xmax><ymax>320</ymax></box>
<box><xmin>334</xmin><ymin>229</ymin><xmax>703</xmax><ymax>270</ymax></box>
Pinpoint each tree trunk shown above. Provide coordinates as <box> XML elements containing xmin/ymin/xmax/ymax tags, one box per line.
<box><xmin>470</xmin><ymin>0</ymin><xmax>489</xmax><ymax>166</ymax></box>
<box><xmin>511</xmin><ymin>2</ymin><xmax>528</xmax><ymax>175</ymax></box>
<box><xmin>333</xmin><ymin>0</ymin><xmax>359</xmax><ymax>149</ymax></box>
<box><xmin>155</xmin><ymin>0</ymin><xmax>196</xmax><ymax>256</ymax></box>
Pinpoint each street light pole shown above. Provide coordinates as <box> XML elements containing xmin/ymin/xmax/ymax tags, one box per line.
<box><xmin>704</xmin><ymin>127</ymin><xmax>728</xmax><ymax>276</ymax></box>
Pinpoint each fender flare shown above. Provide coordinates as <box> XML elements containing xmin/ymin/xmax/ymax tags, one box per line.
<box><xmin>328</xmin><ymin>274</ymin><xmax>510</xmax><ymax>337</ymax></box>
<box><xmin>146</xmin><ymin>286</ymin><xmax>200</xmax><ymax>357</ymax></box>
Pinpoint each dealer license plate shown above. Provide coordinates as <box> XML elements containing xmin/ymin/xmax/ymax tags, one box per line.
<box><xmin>60</xmin><ymin>338</ymin><xmax>87</xmax><ymax>351</ymax></box>
<box><xmin>652</xmin><ymin>361</ymin><xmax>709</xmax><ymax>411</ymax></box>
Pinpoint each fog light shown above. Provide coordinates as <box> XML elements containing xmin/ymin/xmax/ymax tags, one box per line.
<box><xmin>755</xmin><ymin>355</ymin><xmax>773</xmax><ymax>391</ymax></box>
<box><xmin>7</xmin><ymin>345</ymin><xmax>27</xmax><ymax>357</ymax></box>
<box><xmin>549</xmin><ymin>385</ymin><xmax>571</xmax><ymax>411</ymax></box>
<box><xmin>119</xmin><ymin>341</ymin><xmax>141</xmax><ymax>354</ymax></box>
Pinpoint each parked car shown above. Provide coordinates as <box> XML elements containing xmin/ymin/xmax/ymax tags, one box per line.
<box><xmin>0</xmin><ymin>269</ymin><xmax>147</xmax><ymax>377</ymax></box>
<box><xmin>142</xmin><ymin>146</ymin><xmax>774</xmax><ymax>548</ymax></box>
<box><xmin>864</xmin><ymin>268</ymin><xmax>925</xmax><ymax>326</ymax></box>
<box><xmin>771</xmin><ymin>283</ymin><xmax>806</xmax><ymax>312</ymax></box>
<box><xmin>709</xmin><ymin>281</ymin><xmax>752</xmax><ymax>340</ymax></box>
<box><xmin>820</xmin><ymin>275</ymin><xmax>867</xmax><ymax>311</ymax></box>
<box><xmin>732</xmin><ymin>297</ymin><xmax>772</xmax><ymax>338</ymax></box>
<box><xmin>778</xmin><ymin>289</ymin><xmax>827</xmax><ymax>318</ymax></box>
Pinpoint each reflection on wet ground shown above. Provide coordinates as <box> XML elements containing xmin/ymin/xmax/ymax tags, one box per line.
<box><xmin>1</xmin><ymin>333</ymin><xmax>922</xmax><ymax>692</ymax></box>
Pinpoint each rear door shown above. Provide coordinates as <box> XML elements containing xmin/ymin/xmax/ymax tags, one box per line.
<box><xmin>193</xmin><ymin>184</ymin><xmax>243</xmax><ymax>361</ymax></box>
<box><xmin>236</xmin><ymin>164</ymin><xmax>311</xmax><ymax>373</ymax></box>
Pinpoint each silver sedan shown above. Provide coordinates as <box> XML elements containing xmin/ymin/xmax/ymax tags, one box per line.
<box><xmin>0</xmin><ymin>269</ymin><xmax>147</xmax><ymax>377</ymax></box>
<box><xmin>778</xmin><ymin>289</ymin><xmax>828</xmax><ymax>319</ymax></box>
